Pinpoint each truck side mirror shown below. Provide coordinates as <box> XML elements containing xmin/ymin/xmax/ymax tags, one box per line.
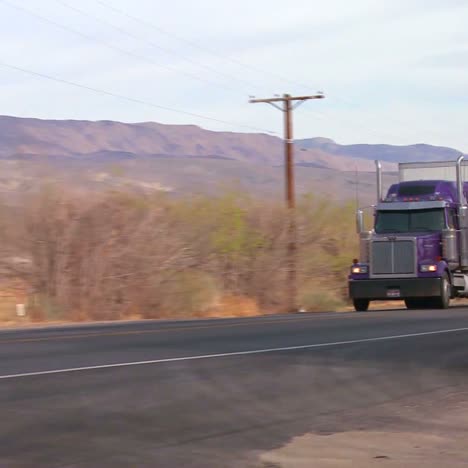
<box><xmin>356</xmin><ymin>209</ymin><xmax>364</xmax><ymax>234</ymax></box>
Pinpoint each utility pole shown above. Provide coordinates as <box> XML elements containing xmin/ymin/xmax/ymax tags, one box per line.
<box><xmin>249</xmin><ymin>93</ymin><xmax>325</xmax><ymax>312</ymax></box>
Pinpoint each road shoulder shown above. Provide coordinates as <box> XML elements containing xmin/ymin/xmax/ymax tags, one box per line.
<box><xmin>259</xmin><ymin>387</ymin><xmax>468</xmax><ymax>467</ymax></box>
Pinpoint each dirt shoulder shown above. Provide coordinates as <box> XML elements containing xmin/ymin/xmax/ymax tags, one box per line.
<box><xmin>1</xmin><ymin>298</ymin><xmax>467</xmax><ymax>330</ymax></box>
<box><xmin>260</xmin><ymin>388</ymin><xmax>468</xmax><ymax>468</ymax></box>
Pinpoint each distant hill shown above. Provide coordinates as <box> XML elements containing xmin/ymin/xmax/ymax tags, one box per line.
<box><xmin>296</xmin><ymin>137</ymin><xmax>461</xmax><ymax>163</ymax></box>
<box><xmin>1</xmin><ymin>115</ymin><xmax>461</xmax><ymax>166</ymax></box>
<box><xmin>0</xmin><ymin>115</ymin><xmax>461</xmax><ymax>203</ymax></box>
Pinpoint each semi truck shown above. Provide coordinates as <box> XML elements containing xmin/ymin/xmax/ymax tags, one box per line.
<box><xmin>349</xmin><ymin>155</ymin><xmax>468</xmax><ymax>311</ymax></box>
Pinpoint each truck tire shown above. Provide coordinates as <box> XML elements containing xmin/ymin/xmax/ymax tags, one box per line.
<box><xmin>433</xmin><ymin>273</ymin><xmax>451</xmax><ymax>309</ymax></box>
<box><xmin>353</xmin><ymin>299</ymin><xmax>370</xmax><ymax>312</ymax></box>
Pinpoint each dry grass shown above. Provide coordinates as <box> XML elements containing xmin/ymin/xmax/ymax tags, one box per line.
<box><xmin>0</xmin><ymin>188</ymin><xmax>358</xmax><ymax>323</ymax></box>
<box><xmin>206</xmin><ymin>295</ymin><xmax>260</xmax><ymax>318</ymax></box>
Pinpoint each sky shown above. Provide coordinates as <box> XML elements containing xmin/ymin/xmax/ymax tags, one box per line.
<box><xmin>1</xmin><ymin>0</ymin><xmax>468</xmax><ymax>149</ymax></box>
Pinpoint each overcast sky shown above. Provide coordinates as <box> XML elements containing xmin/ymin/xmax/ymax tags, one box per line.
<box><xmin>1</xmin><ymin>0</ymin><xmax>468</xmax><ymax>148</ymax></box>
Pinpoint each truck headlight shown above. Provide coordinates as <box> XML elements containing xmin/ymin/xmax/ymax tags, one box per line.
<box><xmin>420</xmin><ymin>264</ymin><xmax>437</xmax><ymax>272</ymax></box>
<box><xmin>352</xmin><ymin>265</ymin><xmax>368</xmax><ymax>274</ymax></box>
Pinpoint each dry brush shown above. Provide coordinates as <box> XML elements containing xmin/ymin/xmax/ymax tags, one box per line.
<box><xmin>0</xmin><ymin>187</ymin><xmax>357</xmax><ymax>322</ymax></box>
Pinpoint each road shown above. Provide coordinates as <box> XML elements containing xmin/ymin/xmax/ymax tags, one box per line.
<box><xmin>1</xmin><ymin>308</ymin><xmax>468</xmax><ymax>467</ymax></box>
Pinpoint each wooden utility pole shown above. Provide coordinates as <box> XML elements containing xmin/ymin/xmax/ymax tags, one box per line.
<box><xmin>249</xmin><ymin>93</ymin><xmax>325</xmax><ymax>311</ymax></box>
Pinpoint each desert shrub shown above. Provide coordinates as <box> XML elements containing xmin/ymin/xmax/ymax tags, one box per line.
<box><xmin>0</xmin><ymin>187</ymin><xmax>358</xmax><ymax>321</ymax></box>
<box><xmin>139</xmin><ymin>270</ymin><xmax>220</xmax><ymax>319</ymax></box>
<box><xmin>299</xmin><ymin>285</ymin><xmax>346</xmax><ymax>312</ymax></box>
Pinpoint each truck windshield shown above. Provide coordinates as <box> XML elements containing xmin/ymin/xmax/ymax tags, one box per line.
<box><xmin>375</xmin><ymin>208</ymin><xmax>446</xmax><ymax>233</ymax></box>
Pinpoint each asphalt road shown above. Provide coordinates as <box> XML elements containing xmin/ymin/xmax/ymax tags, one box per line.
<box><xmin>1</xmin><ymin>308</ymin><xmax>468</xmax><ymax>467</ymax></box>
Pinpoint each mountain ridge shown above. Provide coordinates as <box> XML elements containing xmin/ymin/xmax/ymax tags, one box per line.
<box><xmin>0</xmin><ymin>115</ymin><xmax>461</xmax><ymax>204</ymax></box>
<box><xmin>0</xmin><ymin>115</ymin><xmax>461</xmax><ymax>167</ymax></box>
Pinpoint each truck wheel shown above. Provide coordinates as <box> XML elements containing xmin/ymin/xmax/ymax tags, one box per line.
<box><xmin>434</xmin><ymin>273</ymin><xmax>451</xmax><ymax>309</ymax></box>
<box><xmin>353</xmin><ymin>299</ymin><xmax>370</xmax><ymax>312</ymax></box>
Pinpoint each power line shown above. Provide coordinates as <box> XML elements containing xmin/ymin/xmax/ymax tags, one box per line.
<box><xmin>54</xmin><ymin>0</ymin><xmax>264</xmax><ymax>95</ymax></box>
<box><xmin>296</xmin><ymin>105</ymin><xmax>417</xmax><ymax>145</ymax></box>
<box><xmin>92</xmin><ymin>0</ymin><xmax>313</xmax><ymax>93</ymax></box>
<box><xmin>322</xmin><ymin>96</ymin><xmax>445</xmax><ymax>143</ymax></box>
<box><xmin>297</xmin><ymin>98</ymin><xmax>453</xmax><ymax>146</ymax></box>
<box><xmin>91</xmin><ymin>0</ymin><xmax>441</xmax><ymax>143</ymax></box>
<box><xmin>0</xmin><ymin>0</ymin><xmax>240</xmax><ymax>94</ymax></box>
<box><xmin>95</xmin><ymin>0</ymin><xmax>459</xmax><ymax>145</ymax></box>
<box><xmin>3</xmin><ymin>0</ymin><xmax>446</xmax><ymax>144</ymax></box>
<box><xmin>0</xmin><ymin>61</ymin><xmax>276</xmax><ymax>134</ymax></box>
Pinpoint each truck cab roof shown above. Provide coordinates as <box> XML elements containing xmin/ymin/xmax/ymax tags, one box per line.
<box><xmin>385</xmin><ymin>180</ymin><xmax>461</xmax><ymax>204</ymax></box>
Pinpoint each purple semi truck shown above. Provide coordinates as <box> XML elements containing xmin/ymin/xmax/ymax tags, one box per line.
<box><xmin>349</xmin><ymin>156</ymin><xmax>468</xmax><ymax>311</ymax></box>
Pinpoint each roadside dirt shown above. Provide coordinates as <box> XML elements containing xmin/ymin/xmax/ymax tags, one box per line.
<box><xmin>259</xmin><ymin>389</ymin><xmax>468</xmax><ymax>467</ymax></box>
<box><xmin>1</xmin><ymin>298</ymin><xmax>468</xmax><ymax>329</ymax></box>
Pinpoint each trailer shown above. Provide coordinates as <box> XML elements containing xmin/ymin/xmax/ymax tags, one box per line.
<box><xmin>349</xmin><ymin>156</ymin><xmax>468</xmax><ymax>311</ymax></box>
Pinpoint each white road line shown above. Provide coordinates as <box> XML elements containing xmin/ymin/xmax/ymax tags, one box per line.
<box><xmin>1</xmin><ymin>327</ymin><xmax>468</xmax><ymax>380</ymax></box>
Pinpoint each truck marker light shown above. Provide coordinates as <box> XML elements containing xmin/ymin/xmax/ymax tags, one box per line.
<box><xmin>420</xmin><ymin>264</ymin><xmax>437</xmax><ymax>272</ymax></box>
<box><xmin>352</xmin><ymin>265</ymin><xmax>368</xmax><ymax>274</ymax></box>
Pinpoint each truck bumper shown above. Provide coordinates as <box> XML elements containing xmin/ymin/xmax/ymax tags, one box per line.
<box><xmin>349</xmin><ymin>277</ymin><xmax>442</xmax><ymax>300</ymax></box>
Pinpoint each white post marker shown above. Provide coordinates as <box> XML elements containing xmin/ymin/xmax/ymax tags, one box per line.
<box><xmin>16</xmin><ymin>303</ymin><xmax>26</xmax><ymax>317</ymax></box>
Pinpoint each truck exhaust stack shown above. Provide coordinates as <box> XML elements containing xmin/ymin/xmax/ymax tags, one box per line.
<box><xmin>375</xmin><ymin>160</ymin><xmax>382</xmax><ymax>203</ymax></box>
<box><xmin>456</xmin><ymin>154</ymin><xmax>465</xmax><ymax>206</ymax></box>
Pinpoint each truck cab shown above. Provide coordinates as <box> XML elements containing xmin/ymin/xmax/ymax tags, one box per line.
<box><xmin>349</xmin><ymin>157</ymin><xmax>468</xmax><ymax>311</ymax></box>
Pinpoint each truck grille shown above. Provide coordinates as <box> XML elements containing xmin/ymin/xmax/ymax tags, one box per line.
<box><xmin>371</xmin><ymin>240</ymin><xmax>415</xmax><ymax>276</ymax></box>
